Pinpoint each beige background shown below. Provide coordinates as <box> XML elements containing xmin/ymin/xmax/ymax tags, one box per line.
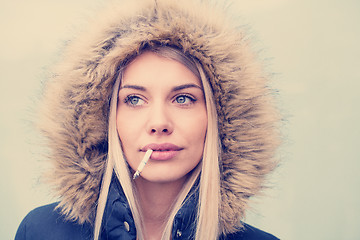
<box><xmin>1</xmin><ymin>0</ymin><xmax>359</xmax><ymax>239</ymax></box>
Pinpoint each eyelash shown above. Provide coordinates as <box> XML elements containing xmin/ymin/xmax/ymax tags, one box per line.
<box><xmin>124</xmin><ymin>95</ymin><xmax>145</xmax><ymax>107</ymax></box>
<box><xmin>123</xmin><ymin>94</ymin><xmax>197</xmax><ymax>107</ymax></box>
<box><xmin>173</xmin><ymin>94</ymin><xmax>197</xmax><ymax>105</ymax></box>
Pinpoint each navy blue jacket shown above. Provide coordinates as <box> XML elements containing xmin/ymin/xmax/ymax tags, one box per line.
<box><xmin>15</xmin><ymin>179</ymin><xmax>278</xmax><ymax>240</ymax></box>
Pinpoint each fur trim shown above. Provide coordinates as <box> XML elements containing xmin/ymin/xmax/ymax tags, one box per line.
<box><xmin>38</xmin><ymin>0</ymin><xmax>279</xmax><ymax>234</ymax></box>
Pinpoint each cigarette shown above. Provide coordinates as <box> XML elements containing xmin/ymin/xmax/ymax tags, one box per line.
<box><xmin>133</xmin><ymin>149</ymin><xmax>153</xmax><ymax>180</ymax></box>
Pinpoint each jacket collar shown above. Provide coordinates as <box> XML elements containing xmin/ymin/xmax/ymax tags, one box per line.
<box><xmin>101</xmin><ymin>176</ymin><xmax>198</xmax><ymax>240</ymax></box>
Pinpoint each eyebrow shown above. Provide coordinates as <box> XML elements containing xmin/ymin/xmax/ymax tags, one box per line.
<box><xmin>120</xmin><ymin>85</ymin><xmax>146</xmax><ymax>91</ymax></box>
<box><xmin>172</xmin><ymin>84</ymin><xmax>202</xmax><ymax>92</ymax></box>
<box><xmin>120</xmin><ymin>83</ymin><xmax>202</xmax><ymax>92</ymax></box>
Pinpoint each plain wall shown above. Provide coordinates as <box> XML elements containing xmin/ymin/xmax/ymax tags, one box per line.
<box><xmin>1</xmin><ymin>0</ymin><xmax>359</xmax><ymax>239</ymax></box>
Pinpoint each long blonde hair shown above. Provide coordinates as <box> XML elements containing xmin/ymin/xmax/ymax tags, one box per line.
<box><xmin>94</xmin><ymin>46</ymin><xmax>221</xmax><ymax>240</ymax></box>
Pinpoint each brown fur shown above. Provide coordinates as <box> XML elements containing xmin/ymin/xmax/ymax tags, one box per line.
<box><xmin>38</xmin><ymin>0</ymin><xmax>279</xmax><ymax>234</ymax></box>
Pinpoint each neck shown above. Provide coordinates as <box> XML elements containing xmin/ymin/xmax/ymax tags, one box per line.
<box><xmin>134</xmin><ymin>177</ymin><xmax>187</xmax><ymax>240</ymax></box>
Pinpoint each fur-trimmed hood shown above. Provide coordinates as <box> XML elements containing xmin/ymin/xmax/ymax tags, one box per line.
<box><xmin>39</xmin><ymin>0</ymin><xmax>279</xmax><ymax>235</ymax></box>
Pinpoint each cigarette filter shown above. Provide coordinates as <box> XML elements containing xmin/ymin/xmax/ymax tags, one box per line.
<box><xmin>133</xmin><ymin>149</ymin><xmax>153</xmax><ymax>180</ymax></box>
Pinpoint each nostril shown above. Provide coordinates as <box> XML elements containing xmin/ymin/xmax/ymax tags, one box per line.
<box><xmin>150</xmin><ymin>128</ymin><xmax>170</xmax><ymax>134</ymax></box>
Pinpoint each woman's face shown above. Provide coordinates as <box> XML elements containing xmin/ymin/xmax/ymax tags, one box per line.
<box><xmin>116</xmin><ymin>51</ymin><xmax>207</xmax><ymax>183</ymax></box>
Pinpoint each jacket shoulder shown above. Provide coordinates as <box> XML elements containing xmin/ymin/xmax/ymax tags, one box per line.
<box><xmin>15</xmin><ymin>203</ymin><xmax>93</xmax><ymax>240</ymax></box>
<box><xmin>222</xmin><ymin>223</ymin><xmax>279</xmax><ymax>240</ymax></box>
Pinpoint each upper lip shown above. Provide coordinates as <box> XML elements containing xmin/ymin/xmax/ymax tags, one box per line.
<box><xmin>141</xmin><ymin>143</ymin><xmax>183</xmax><ymax>152</ymax></box>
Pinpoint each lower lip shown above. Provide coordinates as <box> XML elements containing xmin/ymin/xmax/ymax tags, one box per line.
<box><xmin>150</xmin><ymin>150</ymin><xmax>179</xmax><ymax>161</ymax></box>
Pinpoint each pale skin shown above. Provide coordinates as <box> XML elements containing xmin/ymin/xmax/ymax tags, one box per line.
<box><xmin>135</xmin><ymin>177</ymin><xmax>186</xmax><ymax>239</ymax></box>
<box><xmin>116</xmin><ymin>52</ymin><xmax>207</xmax><ymax>239</ymax></box>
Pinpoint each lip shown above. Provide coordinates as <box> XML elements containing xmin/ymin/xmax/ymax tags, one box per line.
<box><xmin>141</xmin><ymin>143</ymin><xmax>183</xmax><ymax>161</ymax></box>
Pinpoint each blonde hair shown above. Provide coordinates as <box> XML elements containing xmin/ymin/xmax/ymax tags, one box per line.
<box><xmin>94</xmin><ymin>46</ymin><xmax>221</xmax><ymax>240</ymax></box>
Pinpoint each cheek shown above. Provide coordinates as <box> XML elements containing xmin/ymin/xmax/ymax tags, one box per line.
<box><xmin>194</xmin><ymin>108</ymin><xmax>208</xmax><ymax>135</ymax></box>
<box><xmin>184</xmin><ymin>113</ymin><xmax>207</xmax><ymax>170</ymax></box>
<box><xmin>116</xmin><ymin>114</ymin><xmax>126</xmax><ymax>140</ymax></box>
<box><xmin>116</xmin><ymin>112</ymin><xmax>140</xmax><ymax>170</ymax></box>
<box><xmin>116</xmin><ymin>111</ymin><xmax>136</xmax><ymax>148</ymax></box>
<box><xmin>195</xmin><ymin>111</ymin><xmax>208</xmax><ymax>157</ymax></box>
<box><xmin>181</xmin><ymin>109</ymin><xmax>208</xmax><ymax>146</ymax></box>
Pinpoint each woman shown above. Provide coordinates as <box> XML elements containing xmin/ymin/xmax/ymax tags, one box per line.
<box><xmin>16</xmin><ymin>0</ymin><xmax>279</xmax><ymax>239</ymax></box>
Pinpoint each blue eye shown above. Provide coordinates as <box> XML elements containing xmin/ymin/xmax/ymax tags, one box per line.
<box><xmin>175</xmin><ymin>95</ymin><xmax>196</xmax><ymax>105</ymax></box>
<box><xmin>124</xmin><ymin>95</ymin><xmax>145</xmax><ymax>106</ymax></box>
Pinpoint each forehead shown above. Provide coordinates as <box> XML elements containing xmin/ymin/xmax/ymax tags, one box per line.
<box><xmin>121</xmin><ymin>52</ymin><xmax>201</xmax><ymax>86</ymax></box>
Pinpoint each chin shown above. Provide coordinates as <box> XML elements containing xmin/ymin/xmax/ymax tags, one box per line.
<box><xmin>139</xmin><ymin>170</ymin><xmax>189</xmax><ymax>184</ymax></box>
<box><xmin>141</xmin><ymin>175</ymin><xmax>183</xmax><ymax>184</ymax></box>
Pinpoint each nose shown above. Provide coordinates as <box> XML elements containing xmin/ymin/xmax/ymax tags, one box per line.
<box><xmin>147</xmin><ymin>104</ymin><xmax>173</xmax><ymax>135</ymax></box>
